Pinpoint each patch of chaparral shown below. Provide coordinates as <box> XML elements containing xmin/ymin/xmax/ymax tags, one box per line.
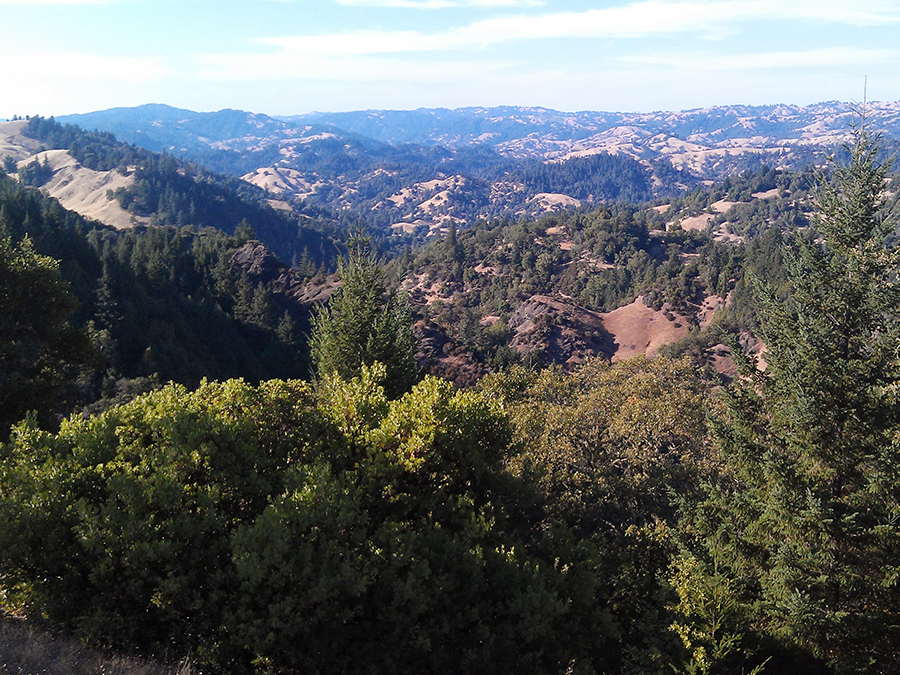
<box><xmin>698</xmin><ymin>293</ymin><xmax>730</xmax><ymax>329</ymax></box>
<box><xmin>544</xmin><ymin>225</ymin><xmax>577</xmax><ymax>251</ymax></box>
<box><xmin>417</xmin><ymin>190</ymin><xmax>451</xmax><ymax>213</ymax></box>
<box><xmin>473</xmin><ymin>263</ymin><xmax>498</xmax><ymax>275</ymax></box>
<box><xmin>242</xmin><ymin>167</ymin><xmax>315</xmax><ymax>195</ymax></box>
<box><xmin>266</xmin><ymin>199</ymin><xmax>293</xmax><ymax>212</ymax></box>
<box><xmin>387</xmin><ymin>176</ymin><xmax>465</xmax><ymax>208</ymax></box>
<box><xmin>676</xmin><ymin>199</ymin><xmax>737</xmax><ymax>232</ymax></box>
<box><xmin>390</xmin><ymin>221</ymin><xmax>419</xmax><ymax>235</ymax></box>
<box><xmin>714</xmin><ymin>230</ymin><xmax>743</xmax><ymax>244</ymax></box>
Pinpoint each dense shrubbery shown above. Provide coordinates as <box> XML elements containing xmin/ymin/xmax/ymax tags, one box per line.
<box><xmin>0</xmin><ymin>364</ymin><xmax>677</xmax><ymax>673</ymax></box>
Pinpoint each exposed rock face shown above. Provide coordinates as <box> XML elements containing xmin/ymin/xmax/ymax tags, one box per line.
<box><xmin>414</xmin><ymin>319</ymin><xmax>487</xmax><ymax>387</ymax></box>
<box><xmin>508</xmin><ymin>295</ymin><xmax>614</xmax><ymax>365</ymax></box>
<box><xmin>230</xmin><ymin>242</ymin><xmax>337</xmax><ymax>306</ymax></box>
<box><xmin>231</xmin><ymin>242</ymin><xmax>285</xmax><ymax>281</ymax></box>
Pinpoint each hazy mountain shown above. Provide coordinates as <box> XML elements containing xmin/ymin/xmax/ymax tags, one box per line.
<box><xmin>54</xmin><ymin>101</ymin><xmax>899</xmax><ymax>241</ymax></box>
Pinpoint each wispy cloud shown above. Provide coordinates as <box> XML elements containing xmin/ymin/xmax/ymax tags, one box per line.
<box><xmin>189</xmin><ymin>0</ymin><xmax>900</xmax><ymax>112</ymax></box>
<box><xmin>239</xmin><ymin>0</ymin><xmax>900</xmax><ymax>62</ymax></box>
<box><xmin>196</xmin><ymin>50</ymin><xmax>511</xmax><ymax>83</ymax></box>
<box><xmin>624</xmin><ymin>47</ymin><xmax>900</xmax><ymax>71</ymax></box>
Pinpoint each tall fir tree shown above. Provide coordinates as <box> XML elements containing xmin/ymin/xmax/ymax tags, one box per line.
<box><xmin>681</xmin><ymin>118</ymin><xmax>900</xmax><ymax>674</ymax></box>
<box><xmin>309</xmin><ymin>234</ymin><xmax>418</xmax><ymax>399</ymax></box>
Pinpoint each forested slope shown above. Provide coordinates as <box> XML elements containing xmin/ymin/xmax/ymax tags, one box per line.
<box><xmin>0</xmin><ymin>173</ymin><xmax>326</xmax><ymax>430</ymax></box>
<box><xmin>17</xmin><ymin>116</ymin><xmax>340</xmax><ymax>268</ymax></box>
<box><xmin>2</xmin><ymin>117</ymin><xmax>900</xmax><ymax>675</ymax></box>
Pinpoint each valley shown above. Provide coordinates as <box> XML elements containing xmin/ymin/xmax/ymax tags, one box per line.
<box><xmin>0</xmin><ymin>104</ymin><xmax>831</xmax><ymax>377</ymax></box>
<box><xmin>57</xmin><ymin>101</ymin><xmax>897</xmax><ymax>240</ymax></box>
<box><xmin>1</xmin><ymin>100</ymin><xmax>898</xmax><ymax>675</ymax></box>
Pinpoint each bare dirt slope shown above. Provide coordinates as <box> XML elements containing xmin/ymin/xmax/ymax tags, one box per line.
<box><xmin>601</xmin><ymin>297</ymin><xmax>692</xmax><ymax>361</ymax></box>
<box><xmin>17</xmin><ymin>150</ymin><xmax>145</xmax><ymax>229</ymax></box>
<box><xmin>0</xmin><ymin>121</ymin><xmax>45</xmax><ymax>164</ymax></box>
<box><xmin>507</xmin><ymin>294</ymin><xmax>701</xmax><ymax>365</ymax></box>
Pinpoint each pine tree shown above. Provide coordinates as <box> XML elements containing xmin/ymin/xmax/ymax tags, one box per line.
<box><xmin>684</xmin><ymin>119</ymin><xmax>900</xmax><ymax>673</ymax></box>
<box><xmin>309</xmin><ymin>235</ymin><xmax>418</xmax><ymax>399</ymax></box>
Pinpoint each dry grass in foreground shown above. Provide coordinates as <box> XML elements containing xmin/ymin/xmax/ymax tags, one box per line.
<box><xmin>0</xmin><ymin>613</ymin><xmax>195</xmax><ymax>675</ymax></box>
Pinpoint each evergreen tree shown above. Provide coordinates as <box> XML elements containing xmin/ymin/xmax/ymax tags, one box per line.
<box><xmin>0</xmin><ymin>236</ymin><xmax>94</xmax><ymax>434</ymax></box>
<box><xmin>682</xmin><ymin>119</ymin><xmax>900</xmax><ymax>673</ymax></box>
<box><xmin>309</xmin><ymin>235</ymin><xmax>418</xmax><ymax>398</ymax></box>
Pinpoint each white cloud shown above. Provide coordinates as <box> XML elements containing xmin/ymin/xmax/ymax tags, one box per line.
<box><xmin>3</xmin><ymin>51</ymin><xmax>170</xmax><ymax>116</ymax></box>
<box><xmin>457</xmin><ymin>0</ymin><xmax>900</xmax><ymax>43</ymax></box>
<box><xmin>3</xmin><ymin>51</ymin><xmax>166</xmax><ymax>81</ymax></box>
<box><xmin>230</xmin><ymin>0</ymin><xmax>900</xmax><ymax>64</ymax></box>
<box><xmin>624</xmin><ymin>47</ymin><xmax>900</xmax><ymax>71</ymax></box>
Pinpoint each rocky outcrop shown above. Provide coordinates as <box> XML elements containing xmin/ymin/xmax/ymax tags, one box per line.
<box><xmin>508</xmin><ymin>295</ymin><xmax>614</xmax><ymax>366</ymax></box>
<box><xmin>414</xmin><ymin>319</ymin><xmax>488</xmax><ymax>387</ymax></box>
<box><xmin>230</xmin><ymin>242</ymin><xmax>337</xmax><ymax>307</ymax></box>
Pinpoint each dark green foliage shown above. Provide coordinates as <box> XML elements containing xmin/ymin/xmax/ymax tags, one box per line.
<box><xmin>17</xmin><ymin>157</ymin><xmax>53</xmax><ymax>187</ymax></box>
<box><xmin>683</xmin><ymin>122</ymin><xmax>900</xmax><ymax>673</ymax></box>
<box><xmin>389</xmin><ymin>204</ymin><xmax>739</xmax><ymax>370</ymax></box>
<box><xmin>24</xmin><ymin>115</ymin><xmax>145</xmax><ymax>172</ymax></box>
<box><xmin>0</xmin><ymin>378</ymin><xmax>327</xmax><ymax>663</ymax></box>
<box><xmin>232</xmin><ymin>368</ymin><xmax>577</xmax><ymax>674</ymax></box>
<box><xmin>310</xmin><ymin>237</ymin><xmax>418</xmax><ymax>399</ymax></box>
<box><xmin>480</xmin><ymin>356</ymin><xmax>715</xmax><ymax>674</ymax></box>
<box><xmin>87</xmin><ymin>225</ymin><xmax>310</xmax><ymax>386</ymax></box>
<box><xmin>514</xmin><ymin>152</ymin><xmax>653</xmax><ymax>203</ymax></box>
<box><xmin>22</xmin><ymin>116</ymin><xmax>339</xmax><ymax>268</ymax></box>
<box><xmin>0</xmin><ymin>236</ymin><xmax>94</xmax><ymax>435</ymax></box>
<box><xmin>0</xmin><ymin>367</ymin><xmax>625</xmax><ymax>673</ymax></box>
<box><xmin>0</xmin><ymin>173</ymin><xmax>314</xmax><ymax>420</ymax></box>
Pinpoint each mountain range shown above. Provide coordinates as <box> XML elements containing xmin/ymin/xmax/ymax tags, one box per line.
<box><xmin>1</xmin><ymin>101</ymin><xmax>894</xmax><ymax>380</ymax></box>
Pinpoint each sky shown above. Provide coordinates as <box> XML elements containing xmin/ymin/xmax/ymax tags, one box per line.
<box><xmin>2</xmin><ymin>0</ymin><xmax>900</xmax><ymax>117</ymax></box>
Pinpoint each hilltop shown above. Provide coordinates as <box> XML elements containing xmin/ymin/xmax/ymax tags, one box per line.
<box><xmin>55</xmin><ymin>101</ymin><xmax>900</xmax><ymax>241</ymax></box>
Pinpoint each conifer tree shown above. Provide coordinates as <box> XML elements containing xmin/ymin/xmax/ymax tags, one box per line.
<box><xmin>683</xmin><ymin>119</ymin><xmax>900</xmax><ymax>673</ymax></box>
<box><xmin>0</xmin><ymin>236</ymin><xmax>93</xmax><ymax>434</ymax></box>
<box><xmin>309</xmin><ymin>234</ymin><xmax>418</xmax><ymax>398</ymax></box>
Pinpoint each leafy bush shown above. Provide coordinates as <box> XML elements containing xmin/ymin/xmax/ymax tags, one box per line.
<box><xmin>0</xmin><ymin>366</ymin><xmax>619</xmax><ymax>673</ymax></box>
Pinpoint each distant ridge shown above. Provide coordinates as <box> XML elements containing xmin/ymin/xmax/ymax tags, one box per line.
<box><xmin>54</xmin><ymin>101</ymin><xmax>900</xmax><ymax>241</ymax></box>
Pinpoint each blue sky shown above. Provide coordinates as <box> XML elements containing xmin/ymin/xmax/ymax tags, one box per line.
<box><xmin>3</xmin><ymin>0</ymin><xmax>900</xmax><ymax>116</ymax></box>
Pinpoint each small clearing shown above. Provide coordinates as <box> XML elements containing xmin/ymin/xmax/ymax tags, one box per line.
<box><xmin>530</xmin><ymin>193</ymin><xmax>581</xmax><ymax>212</ymax></box>
<box><xmin>601</xmin><ymin>297</ymin><xmax>690</xmax><ymax>361</ymax></box>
